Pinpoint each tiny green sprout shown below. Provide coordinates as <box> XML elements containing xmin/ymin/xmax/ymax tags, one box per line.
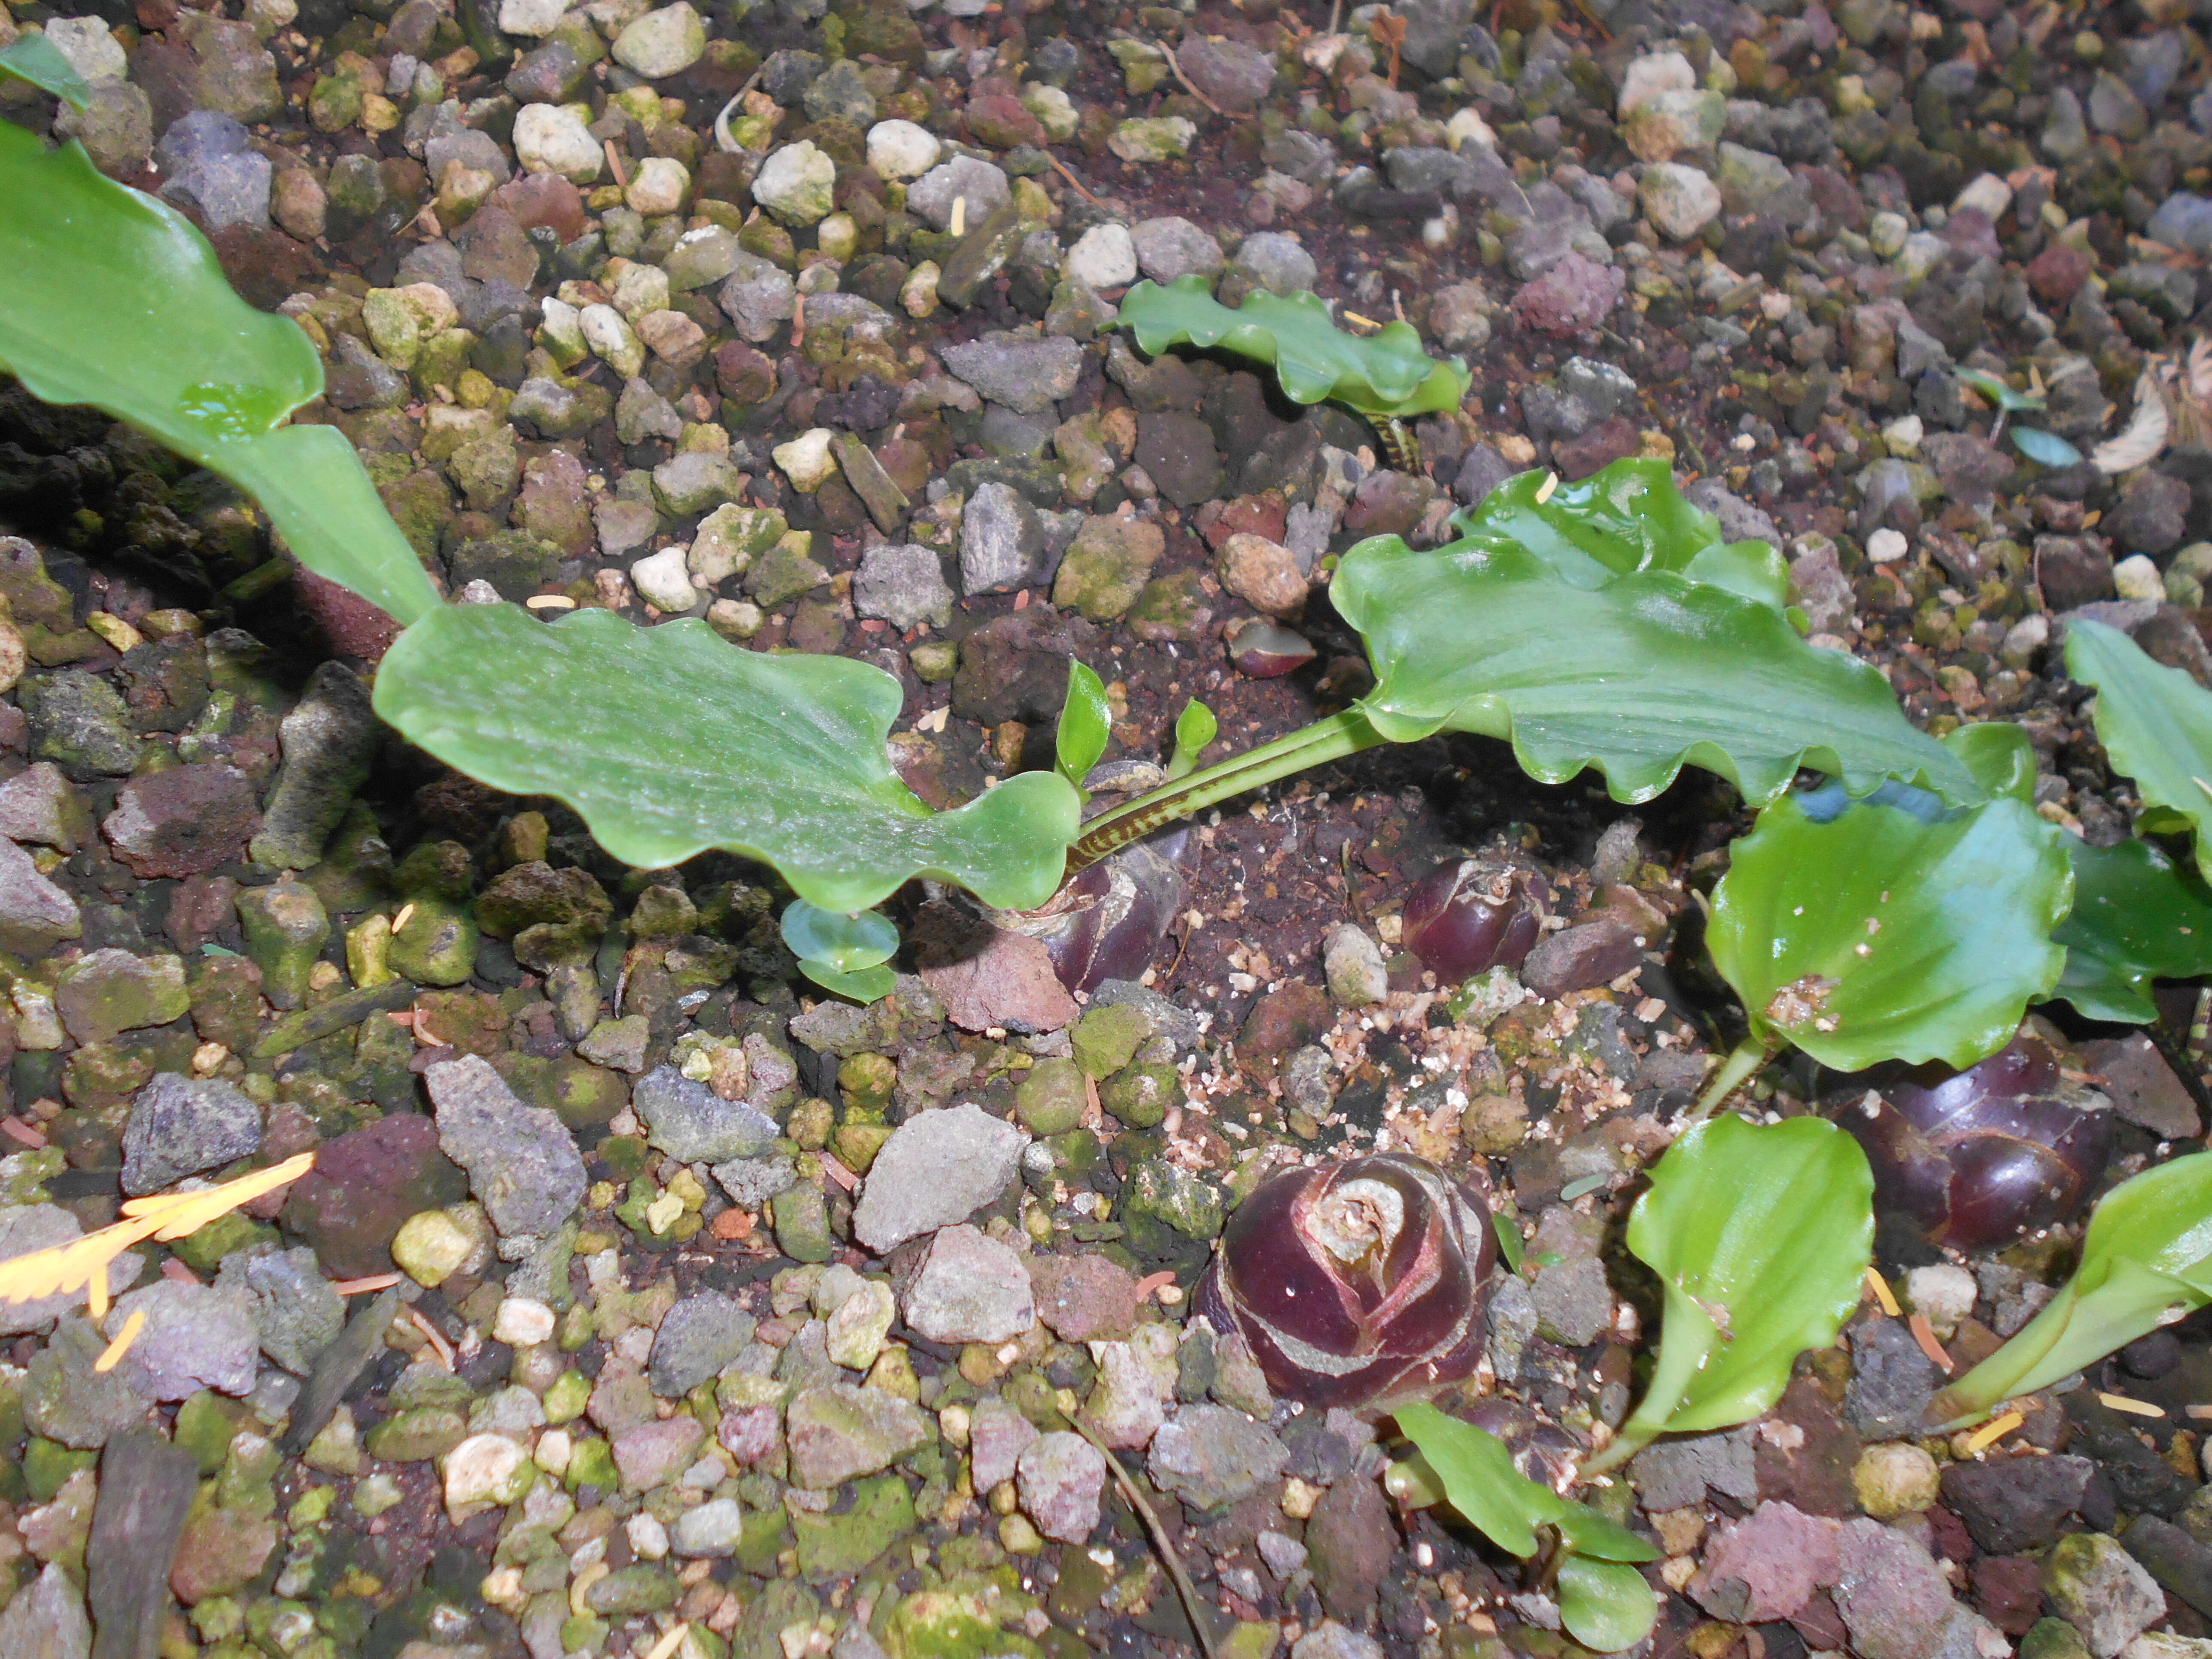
<box><xmin>1055</xmin><ymin>660</ymin><xmax>1112</xmax><ymax>799</ymax></box>
<box><xmin>1931</xmin><ymin>1150</ymin><xmax>2212</xmax><ymax>1429</ymax></box>
<box><xmin>782</xmin><ymin>901</ymin><xmax>899</xmax><ymax>1005</ymax></box>
<box><xmin>1166</xmin><ymin>699</ymin><xmax>1217</xmax><ymax>781</ymax></box>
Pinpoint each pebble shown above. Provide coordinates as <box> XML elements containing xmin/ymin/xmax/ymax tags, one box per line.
<box><xmin>648</xmin><ymin>1291</ymin><xmax>757</xmax><ymax>1397</ymax></box>
<box><xmin>940</xmin><ymin>333</ymin><xmax>1083</xmax><ymax>414</ymax></box>
<box><xmin>906</xmin><ymin>155</ymin><xmax>1010</xmax><ymax>232</ymax></box>
<box><xmin>785</xmin><ymin>1382</ymin><xmax>930</xmax><ymax>1489</ymax></box>
<box><xmin>1130</xmin><ymin>216</ymin><xmax>1226</xmax><ymax>284</ymax></box>
<box><xmin>958</xmin><ymin>480</ymin><xmax>1049</xmax><ymax>596</ymax></box>
<box><xmin>854</xmin><ymin>543</ymin><xmax>956</xmax><ymax>631</ymax></box>
<box><xmin>632</xmin><ymin>1065</ymin><xmax>779</xmax><ymax>1164</ymax></box>
<box><xmin>425</xmin><ymin>1054</ymin><xmax>587</xmax><ymax>1241</ymax></box>
<box><xmin>103</xmin><ymin>1281</ymin><xmax>260</xmax><ymax>1401</ymax></box>
<box><xmin>1066</xmin><ymin>223</ymin><xmax>1139</xmax><ymax>290</ymax></box>
<box><xmin>611</xmin><ymin>3</ymin><xmax>704</xmax><ymax>78</ymax></box>
<box><xmin>1148</xmin><ymin>1403</ymin><xmax>1289</xmax><ymax>1508</ymax></box>
<box><xmin>1017</xmin><ymin>1431</ymin><xmax>1105</xmax><ymax>1543</ymax></box>
<box><xmin>753</xmin><ymin>140</ymin><xmax>838</xmax><ymax>226</ymax></box>
<box><xmin>512</xmin><ymin>103</ymin><xmax>602</xmax><ymax>183</ymax></box>
<box><xmin>901</xmin><ymin>1224</ymin><xmax>1035</xmax><ymax>1343</ymax></box>
<box><xmin>866</xmin><ymin>119</ymin><xmax>940</xmax><ymax>180</ymax></box>
<box><xmin>2045</xmin><ymin>1533</ymin><xmax>2169</xmax><ymax>1658</ymax></box>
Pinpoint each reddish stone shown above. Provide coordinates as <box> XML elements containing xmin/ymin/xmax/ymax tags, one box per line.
<box><xmin>208</xmin><ymin>224</ymin><xmax>322</xmax><ymax>311</ymax></box>
<box><xmin>1553</xmin><ymin>416</ymin><xmax>1642</xmax><ymax>480</ymax></box>
<box><xmin>2027</xmin><ymin>243</ymin><xmax>2092</xmax><ymax>305</ymax></box>
<box><xmin>1972</xmin><ymin>1555</ymin><xmax>2044</xmax><ymax>1637</ymax></box>
<box><xmin>1510</xmin><ymin>252</ymin><xmax>1623</xmax><ymax>338</ymax></box>
<box><xmin>715</xmin><ymin>340</ymin><xmax>778</xmax><ymax>407</ymax></box>
<box><xmin>1237</xmin><ymin>980</ymin><xmax>1332</xmax><ymax>1073</ymax></box>
<box><xmin>1030</xmin><ymin>1253</ymin><xmax>1141</xmax><ymax>1342</ymax></box>
<box><xmin>490</xmin><ymin>171</ymin><xmax>587</xmax><ymax>245</ymax></box>
<box><xmin>103</xmin><ymin>763</ymin><xmax>259</xmax><ymax>878</ymax></box>
<box><xmin>293</xmin><ymin>568</ymin><xmax>403</xmax><ymax>662</ymax></box>
<box><xmin>962</xmin><ymin>82</ymin><xmax>1046</xmax><ymax>151</ymax></box>
<box><xmin>282</xmin><ymin>1115</ymin><xmax>468</xmax><ymax>1279</ymax></box>
<box><xmin>1203</xmin><ymin>494</ymin><xmax>1290</xmax><ymax>551</ymax></box>
<box><xmin>166</xmin><ymin>875</ymin><xmax>238</xmax><ymax>954</ymax></box>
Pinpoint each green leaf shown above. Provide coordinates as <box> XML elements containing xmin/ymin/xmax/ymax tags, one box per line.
<box><xmin>1557</xmin><ymin>1557</ymin><xmax>1659</xmax><ymax>1653</ymax></box>
<box><xmin>1551</xmin><ymin>1507</ymin><xmax>1663</xmax><ymax>1565</ymax></box>
<box><xmin>0</xmin><ymin>36</ymin><xmax>92</xmax><ymax>108</ymax></box>
<box><xmin>0</xmin><ymin>120</ymin><xmax>439</xmax><ymax>625</ymax></box>
<box><xmin>1390</xmin><ymin>1405</ymin><xmax>1659</xmax><ymax>1565</ymax></box>
<box><xmin>2014</xmin><ymin>427</ymin><xmax>2084</xmax><ymax>468</ymax></box>
<box><xmin>798</xmin><ymin>959</ymin><xmax>897</xmax><ymax>1003</ymax></box>
<box><xmin>780</xmin><ymin>901</ymin><xmax>899</xmax><ymax>972</ymax></box>
<box><xmin>1948</xmin><ymin>719</ymin><xmax>2039</xmax><ymax>804</ymax></box>
<box><xmin>1057</xmin><ymin>660</ymin><xmax>1111</xmax><ymax>796</ymax></box>
<box><xmin>1331</xmin><ymin>529</ymin><xmax>1979</xmax><ymax>810</ymax></box>
<box><xmin>2050</xmin><ymin>837</ymin><xmax>2212</xmax><ymax>1024</ymax></box>
<box><xmin>1491</xmin><ymin>1211</ymin><xmax>1525</xmax><ymax>1275</ymax></box>
<box><xmin>1113</xmin><ymin>275</ymin><xmax>1472</xmax><ymax>420</ymax></box>
<box><xmin>373</xmin><ymin>604</ymin><xmax>1081</xmax><ymax>913</ymax></box>
<box><xmin>1704</xmin><ymin>732</ymin><xmax>2072</xmax><ymax>1073</ymax></box>
<box><xmin>1957</xmin><ymin>366</ymin><xmax>2045</xmax><ymax>414</ymax></box>
<box><xmin>2068</xmin><ymin>619</ymin><xmax>2212</xmax><ymax>882</ymax></box>
<box><xmin>1587</xmin><ymin>1115</ymin><xmax>1872</xmax><ymax>1472</ymax></box>
<box><xmin>1449</xmin><ymin>459</ymin><xmax>1790</xmax><ymax>611</ymax></box>
<box><xmin>1935</xmin><ymin>1151</ymin><xmax>2212</xmax><ymax>1425</ymax></box>
<box><xmin>1167</xmin><ymin>698</ymin><xmax>1217</xmax><ymax>781</ymax></box>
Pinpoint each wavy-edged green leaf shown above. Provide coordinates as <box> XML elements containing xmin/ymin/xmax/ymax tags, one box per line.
<box><xmin>1057</xmin><ymin>660</ymin><xmax>1110</xmax><ymax>796</ymax></box>
<box><xmin>2013</xmin><ymin>426</ymin><xmax>2084</xmax><ymax>468</ymax></box>
<box><xmin>1705</xmin><ymin>739</ymin><xmax>2072</xmax><ymax>1073</ymax></box>
<box><xmin>374</xmin><ymin>604</ymin><xmax>1081</xmax><ymax>912</ymax></box>
<box><xmin>2050</xmin><ymin>837</ymin><xmax>2212</xmax><ymax>1024</ymax></box>
<box><xmin>1449</xmin><ymin>459</ymin><xmax>1790</xmax><ymax>611</ymax></box>
<box><xmin>1114</xmin><ymin>275</ymin><xmax>1471</xmax><ymax>419</ymax></box>
<box><xmin>799</xmin><ymin>960</ymin><xmax>897</xmax><ymax>1003</ymax></box>
<box><xmin>0</xmin><ymin>36</ymin><xmax>92</xmax><ymax>108</ymax></box>
<box><xmin>2068</xmin><ymin>619</ymin><xmax>2212</xmax><ymax>881</ymax></box>
<box><xmin>1586</xmin><ymin>1117</ymin><xmax>1872</xmax><ymax>1473</ymax></box>
<box><xmin>781</xmin><ymin>901</ymin><xmax>899</xmax><ymax>972</ymax></box>
<box><xmin>1557</xmin><ymin>1557</ymin><xmax>1659</xmax><ymax>1654</ymax></box>
<box><xmin>1331</xmin><ymin>530</ymin><xmax>1978</xmax><ymax>809</ymax></box>
<box><xmin>1935</xmin><ymin>1151</ymin><xmax>2212</xmax><ymax>1425</ymax></box>
<box><xmin>1167</xmin><ymin>697</ymin><xmax>1217</xmax><ymax>781</ymax></box>
<box><xmin>0</xmin><ymin>120</ymin><xmax>438</xmax><ymax>624</ymax></box>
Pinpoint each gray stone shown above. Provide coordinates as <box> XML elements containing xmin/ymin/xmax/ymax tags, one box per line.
<box><xmin>902</xmin><ymin>1224</ymin><xmax>1033</xmax><ymax>1344</ymax></box>
<box><xmin>851</xmin><ymin>1102</ymin><xmax>1027</xmax><ymax>1252</ymax></box>
<box><xmin>0</xmin><ymin>839</ymin><xmax>84</xmax><ymax>956</ymax></box>
<box><xmin>712</xmin><ymin>1153</ymin><xmax>798</xmax><ymax>1209</ymax></box>
<box><xmin>649</xmin><ymin>1292</ymin><xmax>757</xmax><ymax>1397</ymax></box>
<box><xmin>0</xmin><ymin>1205</ymin><xmax>140</xmax><ymax>1336</ymax></box>
<box><xmin>1833</xmin><ymin>1518</ymin><xmax>1983</xmax><ymax>1659</ymax></box>
<box><xmin>216</xmin><ymin>1243</ymin><xmax>344</xmax><ymax>1375</ymax></box>
<box><xmin>958</xmin><ymin>480</ymin><xmax>1048</xmax><ymax>596</ymax></box>
<box><xmin>1291</xmin><ymin>1626</ymin><xmax>1383</xmax><ymax>1659</ymax></box>
<box><xmin>632</xmin><ymin>1066</ymin><xmax>779</xmax><ymax>1164</ymax></box>
<box><xmin>939</xmin><ymin>333</ymin><xmax>1083</xmax><ymax>415</ymax></box>
<box><xmin>718</xmin><ymin>253</ymin><xmax>799</xmax><ymax>342</ymax></box>
<box><xmin>1322</xmin><ymin>924</ymin><xmax>1386</xmax><ymax>1006</ymax></box>
<box><xmin>22</xmin><ymin>1318</ymin><xmax>149</xmax><ymax>1447</ymax></box>
<box><xmin>907</xmin><ymin>155</ymin><xmax>1010</xmax><ymax>232</ymax></box>
<box><xmin>785</xmin><ymin>1382</ymin><xmax>930</xmax><ymax>1489</ymax></box>
<box><xmin>672</xmin><ymin>1496</ymin><xmax>743</xmax><ymax>1557</ymax></box>
<box><xmin>2046</xmin><ymin>1533</ymin><xmax>2168</xmax><ymax>1659</ymax></box>
<box><xmin>0</xmin><ymin>1565</ymin><xmax>91</xmax><ymax>1659</ymax></box>
<box><xmin>854</xmin><ymin>543</ymin><xmax>955</xmax><ymax>630</ymax></box>
<box><xmin>122</xmin><ymin>1074</ymin><xmax>262</xmax><ymax>1197</ymax></box>
<box><xmin>1224</xmin><ymin>231</ymin><xmax>1318</xmax><ymax>300</ymax></box>
<box><xmin>426</xmin><ymin>1054</ymin><xmax>588</xmax><ymax>1240</ymax></box>
<box><xmin>1630</xmin><ymin>1426</ymin><xmax>1760</xmax><ymax>1510</ymax></box>
<box><xmin>1148</xmin><ymin>1404</ymin><xmax>1289</xmax><ymax>1508</ymax></box>
<box><xmin>103</xmin><ymin>1280</ymin><xmax>260</xmax><ymax>1401</ymax></box>
<box><xmin>1530</xmin><ymin>1255</ymin><xmax>1612</xmax><ymax>1346</ymax></box>
<box><xmin>24</xmin><ymin>671</ymin><xmax>141</xmax><ymax>776</ymax></box>
<box><xmin>1843</xmin><ymin>1316</ymin><xmax>1941</xmax><ymax>1440</ymax></box>
<box><xmin>154</xmin><ymin>110</ymin><xmax>271</xmax><ymax>231</ymax></box>
<box><xmin>1018</xmin><ymin>1431</ymin><xmax>1106</xmax><ymax>1543</ymax></box>
<box><xmin>1130</xmin><ymin>216</ymin><xmax>1225</xmax><ymax>285</ymax></box>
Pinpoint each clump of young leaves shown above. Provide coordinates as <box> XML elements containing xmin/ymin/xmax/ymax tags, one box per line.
<box><xmin>780</xmin><ymin>901</ymin><xmax>900</xmax><ymax>1004</ymax></box>
<box><xmin>1388</xmin><ymin>1404</ymin><xmax>1660</xmax><ymax>1652</ymax></box>
<box><xmin>1931</xmin><ymin>1150</ymin><xmax>2212</xmax><ymax>1428</ymax></box>
<box><xmin>1581</xmin><ymin>1113</ymin><xmax>1874</xmax><ymax>1474</ymax></box>
<box><xmin>1954</xmin><ymin>366</ymin><xmax>2084</xmax><ymax>470</ymax></box>
<box><xmin>1113</xmin><ymin>275</ymin><xmax>1473</xmax><ymax>421</ymax></box>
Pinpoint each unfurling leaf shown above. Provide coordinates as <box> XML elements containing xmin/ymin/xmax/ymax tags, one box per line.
<box><xmin>2092</xmin><ymin>370</ymin><xmax>2171</xmax><ymax>474</ymax></box>
<box><xmin>1331</xmin><ymin>525</ymin><xmax>1978</xmax><ymax>811</ymax></box>
<box><xmin>0</xmin><ymin>121</ymin><xmax>439</xmax><ymax>625</ymax></box>
<box><xmin>2051</xmin><ymin>836</ymin><xmax>2212</xmax><ymax>1024</ymax></box>
<box><xmin>1114</xmin><ymin>275</ymin><xmax>1472</xmax><ymax>420</ymax></box>
<box><xmin>1056</xmin><ymin>659</ymin><xmax>1112</xmax><ymax>796</ymax></box>
<box><xmin>1167</xmin><ymin>698</ymin><xmax>1217</xmax><ymax>780</ymax></box>
<box><xmin>1583</xmin><ymin>1115</ymin><xmax>1873</xmax><ymax>1473</ymax></box>
<box><xmin>1705</xmin><ymin>726</ymin><xmax>2072</xmax><ymax>1073</ymax></box>
<box><xmin>2066</xmin><ymin>619</ymin><xmax>2212</xmax><ymax>882</ymax></box>
<box><xmin>374</xmin><ymin>604</ymin><xmax>1080</xmax><ymax>915</ymax></box>
<box><xmin>1933</xmin><ymin>1151</ymin><xmax>2212</xmax><ymax>1426</ymax></box>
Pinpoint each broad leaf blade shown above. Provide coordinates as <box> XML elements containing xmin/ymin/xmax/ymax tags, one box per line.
<box><xmin>0</xmin><ymin>36</ymin><xmax>92</xmax><ymax>108</ymax></box>
<box><xmin>1556</xmin><ymin>1557</ymin><xmax>1659</xmax><ymax>1653</ymax></box>
<box><xmin>374</xmin><ymin>604</ymin><xmax>1080</xmax><ymax>912</ymax></box>
<box><xmin>1057</xmin><ymin>660</ymin><xmax>1111</xmax><ymax>795</ymax></box>
<box><xmin>0</xmin><ymin>121</ymin><xmax>438</xmax><ymax>624</ymax></box>
<box><xmin>2067</xmin><ymin>619</ymin><xmax>2212</xmax><ymax>882</ymax></box>
<box><xmin>1450</xmin><ymin>459</ymin><xmax>1790</xmax><ymax>611</ymax></box>
<box><xmin>1622</xmin><ymin>1115</ymin><xmax>1873</xmax><ymax>1437</ymax></box>
<box><xmin>1114</xmin><ymin>276</ymin><xmax>1471</xmax><ymax>419</ymax></box>
<box><xmin>2013</xmin><ymin>427</ymin><xmax>2084</xmax><ymax>468</ymax></box>
<box><xmin>2050</xmin><ymin>837</ymin><xmax>2212</xmax><ymax>1024</ymax></box>
<box><xmin>1391</xmin><ymin>1404</ymin><xmax>1553</xmax><ymax>1558</ymax></box>
<box><xmin>1332</xmin><ymin>532</ymin><xmax>1978</xmax><ymax>809</ymax></box>
<box><xmin>1707</xmin><ymin>741</ymin><xmax>2072</xmax><ymax>1072</ymax></box>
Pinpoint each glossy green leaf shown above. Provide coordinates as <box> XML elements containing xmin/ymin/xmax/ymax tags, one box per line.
<box><xmin>799</xmin><ymin>959</ymin><xmax>897</xmax><ymax>1003</ymax></box>
<box><xmin>2013</xmin><ymin>427</ymin><xmax>2084</xmax><ymax>468</ymax></box>
<box><xmin>1332</xmin><ymin>530</ymin><xmax>1979</xmax><ymax>810</ymax></box>
<box><xmin>374</xmin><ymin>604</ymin><xmax>1081</xmax><ymax>913</ymax></box>
<box><xmin>1948</xmin><ymin>719</ymin><xmax>2039</xmax><ymax>804</ymax></box>
<box><xmin>1586</xmin><ymin>1116</ymin><xmax>1872</xmax><ymax>1474</ymax></box>
<box><xmin>1957</xmin><ymin>366</ymin><xmax>2045</xmax><ymax>414</ymax></box>
<box><xmin>1167</xmin><ymin>698</ymin><xmax>1217</xmax><ymax>781</ymax></box>
<box><xmin>1557</xmin><ymin>1557</ymin><xmax>1659</xmax><ymax>1653</ymax></box>
<box><xmin>0</xmin><ymin>36</ymin><xmax>92</xmax><ymax>108</ymax></box>
<box><xmin>1390</xmin><ymin>1405</ymin><xmax>1660</xmax><ymax>1565</ymax></box>
<box><xmin>2068</xmin><ymin>619</ymin><xmax>2212</xmax><ymax>882</ymax></box>
<box><xmin>1057</xmin><ymin>660</ymin><xmax>1111</xmax><ymax>796</ymax></box>
<box><xmin>1935</xmin><ymin>1152</ymin><xmax>2212</xmax><ymax>1425</ymax></box>
<box><xmin>1449</xmin><ymin>459</ymin><xmax>1790</xmax><ymax>611</ymax></box>
<box><xmin>781</xmin><ymin>901</ymin><xmax>899</xmax><ymax>972</ymax></box>
<box><xmin>1114</xmin><ymin>275</ymin><xmax>1471</xmax><ymax>420</ymax></box>
<box><xmin>0</xmin><ymin>120</ymin><xmax>438</xmax><ymax>625</ymax></box>
<box><xmin>1705</xmin><ymin>732</ymin><xmax>2072</xmax><ymax>1073</ymax></box>
<box><xmin>2050</xmin><ymin>837</ymin><xmax>2212</xmax><ymax>1024</ymax></box>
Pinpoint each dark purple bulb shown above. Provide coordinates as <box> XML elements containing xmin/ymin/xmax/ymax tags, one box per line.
<box><xmin>1822</xmin><ymin>1028</ymin><xmax>2114</xmax><ymax>1250</ymax></box>
<box><xmin>997</xmin><ymin>829</ymin><xmax>1192</xmax><ymax>994</ymax></box>
<box><xmin>1194</xmin><ymin>1152</ymin><xmax>1498</xmax><ymax>1410</ymax></box>
<box><xmin>1228</xmin><ymin>619</ymin><xmax>1318</xmax><ymax>678</ymax></box>
<box><xmin>1402</xmin><ymin>858</ymin><xmax>1546</xmax><ymax>980</ymax></box>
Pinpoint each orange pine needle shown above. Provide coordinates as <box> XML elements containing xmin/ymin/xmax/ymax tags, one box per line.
<box><xmin>1864</xmin><ymin>1266</ymin><xmax>1900</xmax><ymax>1316</ymax></box>
<box><xmin>94</xmin><ymin>1308</ymin><xmax>146</xmax><ymax>1373</ymax></box>
<box><xmin>1963</xmin><ymin>1410</ymin><xmax>2024</xmax><ymax>1454</ymax></box>
<box><xmin>1908</xmin><ymin>1314</ymin><xmax>1954</xmax><ymax>1373</ymax></box>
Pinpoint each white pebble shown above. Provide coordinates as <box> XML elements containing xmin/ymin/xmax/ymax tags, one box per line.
<box><xmin>1866</xmin><ymin>527</ymin><xmax>1910</xmax><ymax>563</ymax></box>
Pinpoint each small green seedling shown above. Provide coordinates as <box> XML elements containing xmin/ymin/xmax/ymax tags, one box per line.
<box><xmin>1113</xmin><ymin>274</ymin><xmax>1473</xmax><ymax>423</ymax></box>
<box><xmin>1582</xmin><ymin>1114</ymin><xmax>1874</xmax><ymax>1475</ymax></box>
<box><xmin>1389</xmin><ymin>1404</ymin><xmax>1659</xmax><ymax>1652</ymax></box>
<box><xmin>1954</xmin><ymin>367</ymin><xmax>2082</xmax><ymax>466</ymax></box>
<box><xmin>1165</xmin><ymin>698</ymin><xmax>1217</xmax><ymax>781</ymax></box>
<box><xmin>1055</xmin><ymin>660</ymin><xmax>1112</xmax><ymax>799</ymax></box>
<box><xmin>780</xmin><ymin>900</ymin><xmax>899</xmax><ymax>1003</ymax></box>
<box><xmin>1931</xmin><ymin>1150</ymin><xmax>2212</xmax><ymax>1428</ymax></box>
<box><xmin>1698</xmin><ymin>722</ymin><xmax>2072</xmax><ymax>1110</ymax></box>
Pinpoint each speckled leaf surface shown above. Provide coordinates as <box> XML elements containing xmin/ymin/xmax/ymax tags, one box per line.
<box><xmin>0</xmin><ymin>120</ymin><xmax>438</xmax><ymax>625</ymax></box>
<box><xmin>373</xmin><ymin>603</ymin><xmax>1081</xmax><ymax>913</ymax></box>
<box><xmin>1332</xmin><ymin>530</ymin><xmax>1978</xmax><ymax>808</ymax></box>
<box><xmin>1114</xmin><ymin>275</ymin><xmax>1471</xmax><ymax>419</ymax></box>
<box><xmin>2067</xmin><ymin>619</ymin><xmax>2212</xmax><ymax>881</ymax></box>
